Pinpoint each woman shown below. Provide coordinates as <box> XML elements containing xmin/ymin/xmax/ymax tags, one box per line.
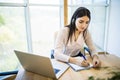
<box><xmin>54</xmin><ymin>7</ymin><xmax>100</xmax><ymax>67</ymax></box>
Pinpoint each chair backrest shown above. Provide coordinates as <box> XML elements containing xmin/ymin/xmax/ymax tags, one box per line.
<box><xmin>51</xmin><ymin>31</ymin><xmax>58</xmax><ymax>59</ymax></box>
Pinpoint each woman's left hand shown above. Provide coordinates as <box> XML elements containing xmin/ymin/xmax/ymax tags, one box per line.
<box><xmin>92</xmin><ymin>55</ymin><xmax>101</xmax><ymax>67</ymax></box>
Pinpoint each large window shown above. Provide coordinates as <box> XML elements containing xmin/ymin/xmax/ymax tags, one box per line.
<box><xmin>0</xmin><ymin>0</ymin><xmax>62</xmax><ymax>73</ymax></box>
<box><xmin>29</xmin><ymin>0</ymin><xmax>62</xmax><ymax>56</ymax></box>
<box><xmin>30</xmin><ymin>6</ymin><xmax>60</xmax><ymax>56</ymax></box>
<box><xmin>0</xmin><ymin>7</ymin><xmax>27</xmax><ymax>72</ymax></box>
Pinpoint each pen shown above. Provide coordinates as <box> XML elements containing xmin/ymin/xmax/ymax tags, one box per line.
<box><xmin>84</xmin><ymin>47</ymin><xmax>93</xmax><ymax>59</ymax></box>
<box><xmin>81</xmin><ymin>54</ymin><xmax>86</xmax><ymax>60</ymax></box>
<box><xmin>78</xmin><ymin>51</ymin><xmax>87</xmax><ymax>60</ymax></box>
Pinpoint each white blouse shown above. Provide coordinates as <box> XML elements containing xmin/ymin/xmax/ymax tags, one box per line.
<box><xmin>54</xmin><ymin>27</ymin><xmax>97</xmax><ymax>62</ymax></box>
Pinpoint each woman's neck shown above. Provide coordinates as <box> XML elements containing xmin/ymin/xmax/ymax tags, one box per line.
<box><xmin>74</xmin><ymin>30</ymin><xmax>81</xmax><ymax>41</ymax></box>
<box><xmin>75</xmin><ymin>29</ymin><xmax>81</xmax><ymax>36</ymax></box>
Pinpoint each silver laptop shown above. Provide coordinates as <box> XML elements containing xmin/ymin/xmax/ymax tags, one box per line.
<box><xmin>14</xmin><ymin>50</ymin><xmax>69</xmax><ymax>80</ymax></box>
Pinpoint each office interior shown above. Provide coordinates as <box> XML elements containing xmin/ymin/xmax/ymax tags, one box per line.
<box><xmin>0</xmin><ymin>0</ymin><xmax>120</xmax><ymax>79</ymax></box>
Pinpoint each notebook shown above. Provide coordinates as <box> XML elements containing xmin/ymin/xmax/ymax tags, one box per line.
<box><xmin>67</xmin><ymin>63</ymin><xmax>93</xmax><ymax>71</ymax></box>
<box><xmin>14</xmin><ymin>50</ymin><xmax>69</xmax><ymax>80</ymax></box>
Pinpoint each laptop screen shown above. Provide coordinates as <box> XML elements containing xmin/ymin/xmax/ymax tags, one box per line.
<box><xmin>54</xmin><ymin>68</ymin><xmax>60</xmax><ymax>74</ymax></box>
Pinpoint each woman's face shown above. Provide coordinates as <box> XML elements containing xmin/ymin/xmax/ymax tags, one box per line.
<box><xmin>75</xmin><ymin>16</ymin><xmax>90</xmax><ymax>32</ymax></box>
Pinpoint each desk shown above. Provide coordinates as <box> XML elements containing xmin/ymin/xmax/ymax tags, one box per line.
<box><xmin>15</xmin><ymin>54</ymin><xmax>120</xmax><ymax>80</ymax></box>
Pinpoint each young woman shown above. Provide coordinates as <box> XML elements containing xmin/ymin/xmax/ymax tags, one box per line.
<box><xmin>54</xmin><ymin>7</ymin><xmax>100</xmax><ymax>67</ymax></box>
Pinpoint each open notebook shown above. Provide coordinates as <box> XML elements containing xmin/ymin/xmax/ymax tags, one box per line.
<box><xmin>67</xmin><ymin>63</ymin><xmax>93</xmax><ymax>71</ymax></box>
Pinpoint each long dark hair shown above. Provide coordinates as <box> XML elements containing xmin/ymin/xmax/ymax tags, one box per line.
<box><xmin>66</xmin><ymin>7</ymin><xmax>91</xmax><ymax>44</ymax></box>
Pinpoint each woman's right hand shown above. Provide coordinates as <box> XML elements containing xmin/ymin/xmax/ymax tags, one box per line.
<box><xmin>69</xmin><ymin>57</ymin><xmax>89</xmax><ymax>67</ymax></box>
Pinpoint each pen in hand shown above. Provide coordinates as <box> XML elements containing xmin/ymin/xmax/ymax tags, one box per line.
<box><xmin>81</xmin><ymin>54</ymin><xmax>90</xmax><ymax>66</ymax></box>
<box><xmin>82</xmin><ymin>55</ymin><xmax>87</xmax><ymax>60</ymax></box>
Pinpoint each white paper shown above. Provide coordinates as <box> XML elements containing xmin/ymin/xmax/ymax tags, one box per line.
<box><xmin>67</xmin><ymin>63</ymin><xmax>93</xmax><ymax>71</ymax></box>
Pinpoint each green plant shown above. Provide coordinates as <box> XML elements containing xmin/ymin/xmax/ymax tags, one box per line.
<box><xmin>108</xmin><ymin>71</ymin><xmax>120</xmax><ymax>80</ymax></box>
<box><xmin>0</xmin><ymin>15</ymin><xmax>5</xmax><ymax>26</ymax></box>
<box><xmin>88</xmin><ymin>66</ymin><xmax>120</xmax><ymax>80</ymax></box>
<box><xmin>88</xmin><ymin>76</ymin><xmax>94</xmax><ymax>80</ymax></box>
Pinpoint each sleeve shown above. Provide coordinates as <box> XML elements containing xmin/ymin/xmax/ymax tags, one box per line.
<box><xmin>84</xmin><ymin>30</ymin><xmax>98</xmax><ymax>56</ymax></box>
<box><xmin>54</xmin><ymin>28</ymin><xmax>70</xmax><ymax>62</ymax></box>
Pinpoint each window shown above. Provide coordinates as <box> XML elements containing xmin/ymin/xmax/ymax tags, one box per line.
<box><xmin>28</xmin><ymin>0</ymin><xmax>63</xmax><ymax>56</ymax></box>
<box><xmin>0</xmin><ymin>7</ymin><xmax>27</xmax><ymax>72</ymax></box>
<box><xmin>0</xmin><ymin>0</ymin><xmax>62</xmax><ymax>73</ymax></box>
<box><xmin>30</xmin><ymin>6</ymin><xmax>60</xmax><ymax>56</ymax></box>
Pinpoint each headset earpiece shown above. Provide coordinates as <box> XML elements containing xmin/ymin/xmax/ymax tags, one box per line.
<box><xmin>72</xmin><ymin>18</ymin><xmax>75</xmax><ymax>23</ymax></box>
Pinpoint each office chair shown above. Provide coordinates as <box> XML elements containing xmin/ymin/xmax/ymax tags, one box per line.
<box><xmin>0</xmin><ymin>70</ymin><xmax>18</xmax><ymax>80</ymax></box>
<box><xmin>0</xmin><ymin>70</ymin><xmax>18</xmax><ymax>76</ymax></box>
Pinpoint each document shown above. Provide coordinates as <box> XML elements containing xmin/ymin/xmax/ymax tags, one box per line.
<box><xmin>67</xmin><ymin>63</ymin><xmax>93</xmax><ymax>71</ymax></box>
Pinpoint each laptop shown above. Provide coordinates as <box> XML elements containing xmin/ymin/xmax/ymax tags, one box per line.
<box><xmin>14</xmin><ymin>50</ymin><xmax>69</xmax><ymax>80</ymax></box>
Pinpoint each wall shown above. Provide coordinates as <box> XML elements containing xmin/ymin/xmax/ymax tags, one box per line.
<box><xmin>107</xmin><ymin>0</ymin><xmax>120</xmax><ymax>57</ymax></box>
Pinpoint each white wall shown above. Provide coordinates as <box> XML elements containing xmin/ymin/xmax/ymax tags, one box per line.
<box><xmin>107</xmin><ymin>0</ymin><xmax>120</xmax><ymax>57</ymax></box>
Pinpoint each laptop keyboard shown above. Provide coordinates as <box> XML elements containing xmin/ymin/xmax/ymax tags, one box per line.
<box><xmin>54</xmin><ymin>68</ymin><xmax>60</xmax><ymax>74</ymax></box>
